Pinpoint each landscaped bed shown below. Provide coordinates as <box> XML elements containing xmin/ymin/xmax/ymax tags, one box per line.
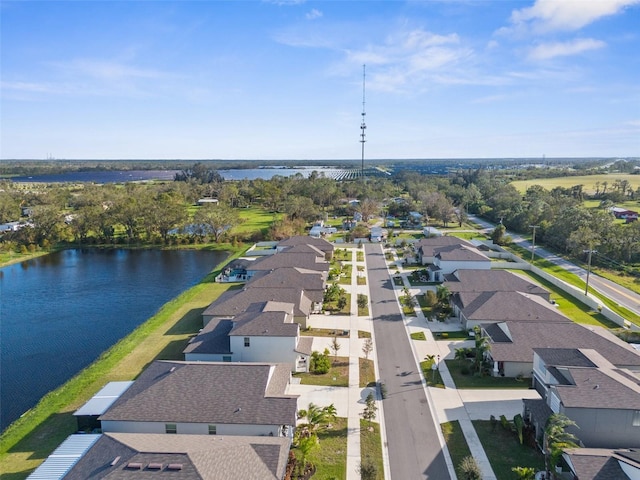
<box><xmin>445</xmin><ymin>360</ymin><xmax>531</xmax><ymax>389</ymax></box>
<box><xmin>301</xmin><ymin>327</ymin><xmax>350</xmax><ymax>337</ymax></box>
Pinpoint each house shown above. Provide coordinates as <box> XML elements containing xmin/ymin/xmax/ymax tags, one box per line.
<box><xmin>184</xmin><ymin>301</ymin><xmax>313</xmax><ymax>372</ymax></box>
<box><xmin>415</xmin><ymin>236</ymin><xmax>475</xmax><ymax>265</ymax></box>
<box><xmin>98</xmin><ymin>361</ymin><xmax>298</xmax><ymax>439</ymax></box>
<box><xmin>28</xmin><ymin>432</ymin><xmax>290</xmax><ymax>480</ymax></box>
<box><xmin>561</xmin><ymin>448</ymin><xmax>640</xmax><ymax>479</ymax></box>
<box><xmin>215</xmin><ymin>258</ymin><xmax>252</xmax><ymax>282</ymax></box>
<box><xmin>525</xmin><ymin>348</ymin><xmax>640</xmax><ymax>448</ymax></box>
<box><xmin>202</xmin><ymin>286</ymin><xmax>314</xmax><ymax>329</ymax></box>
<box><xmin>276</xmin><ymin>235</ymin><xmax>334</xmax><ymax>260</ymax></box>
<box><xmin>244</xmin><ymin>251</ymin><xmax>330</xmax><ymax>281</ymax></box>
<box><xmin>483</xmin><ymin>320</ymin><xmax>640</xmax><ymax>378</ymax></box>
<box><xmin>370</xmin><ymin>226</ymin><xmax>385</xmax><ymax>242</ymax></box>
<box><xmin>610</xmin><ymin>206</ymin><xmax>639</xmax><ymax>221</ymax></box>
<box><xmin>73</xmin><ymin>381</ymin><xmax>134</xmax><ymax>432</ymax></box>
<box><xmin>453</xmin><ymin>290</ymin><xmax>561</xmax><ymax>329</ymax></box>
<box><xmin>0</xmin><ymin>221</ymin><xmax>26</xmax><ymax>233</ymax></box>
<box><xmin>443</xmin><ymin>269</ymin><xmax>551</xmax><ymax>302</ymax></box>
<box><xmin>197</xmin><ymin>198</ymin><xmax>219</xmax><ymax>206</ymax></box>
<box><xmin>247</xmin><ymin>267</ymin><xmax>326</xmax><ymax>309</ymax></box>
<box><xmin>427</xmin><ymin>243</ymin><xmax>491</xmax><ymax>281</ymax></box>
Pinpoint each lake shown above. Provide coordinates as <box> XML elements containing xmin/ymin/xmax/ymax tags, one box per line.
<box><xmin>0</xmin><ymin>248</ymin><xmax>227</xmax><ymax>432</ymax></box>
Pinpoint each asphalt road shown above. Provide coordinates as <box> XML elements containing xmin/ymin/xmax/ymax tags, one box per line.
<box><xmin>469</xmin><ymin>215</ymin><xmax>640</xmax><ymax>318</ymax></box>
<box><xmin>365</xmin><ymin>243</ymin><xmax>451</xmax><ymax>480</ymax></box>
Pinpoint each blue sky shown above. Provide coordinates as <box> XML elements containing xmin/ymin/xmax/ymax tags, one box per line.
<box><xmin>1</xmin><ymin>0</ymin><xmax>639</xmax><ymax>160</ymax></box>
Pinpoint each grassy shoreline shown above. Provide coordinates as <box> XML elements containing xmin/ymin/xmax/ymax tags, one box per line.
<box><xmin>0</xmin><ymin>245</ymin><xmax>244</xmax><ymax>479</ymax></box>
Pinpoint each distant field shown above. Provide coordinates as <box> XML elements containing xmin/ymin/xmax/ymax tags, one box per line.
<box><xmin>510</xmin><ymin>174</ymin><xmax>640</xmax><ymax>195</ymax></box>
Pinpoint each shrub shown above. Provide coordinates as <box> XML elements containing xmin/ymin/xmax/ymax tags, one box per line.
<box><xmin>460</xmin><ymin>365</ymin><xmax>471</xmax><ymax>375</ymax></box>
<box><xmin>357</xmin><ymin>294</ymin><xmax>368</xmax><ymax>309</ymax></box>
<box><xmin>358</xmin><ymin>460</ymin><xmax>378</xmax><ymax>480</ymax></box>
<box><xmin>425</xmin><ymin>290</ymin><xmax>438</xmax><ymax>306</ymax></box>
<box><xmin>441</xmin><ymin>332</ymin><xmax>449</xmax><ymax>339</ymax></box>
<box><xmin>459</xmin><ymin>455</ymin><xmax>482</xmax><ymax>480</ymax></box>
<box><xmin>309</xmin><ymin>351</ymin><xmax>331</xmax><ymax>374</ymax></box>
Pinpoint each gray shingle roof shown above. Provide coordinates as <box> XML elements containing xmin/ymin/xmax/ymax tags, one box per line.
<box><xmin>230</xmin><ymin>309</ymin><xmax>298</xmax><ymax>337</ymax></box>
<box><xmin>295</xmin><ymin>337</ymin><xmax>313</xmax><ymax>356</ymax></box>
<box><xmin>444</xmin><ymin>269</ymin><xmax>549</xmax><ymax>296</ymax></box>
<box><xmin>534</xmin><ymin>348</ymin><xmax>597</xmax><ymax>368</ymax></box>
<box><xmin>487</xmin><ymin>321</ymin><xmax>640</xmax><ymax>366</ymax></box>
<box><xmin>64</xmin><ymin>433</ymin><xmax>289</xmax><ymax>480</ymax></box>
<box><xmin>246</xmin><ymin>252</ymin><xmax>330</xmax><ymax>273</ymax></box>
<box><xmin>564</xmin><ymin>448</ymin><xmax>638</xmax><ymax>480</ymax></box>
<box><xmin>246</xmin><ymin>267</ymin><xmax>325</xmax><ymax>303</ymax></box>
<box><xmin>277</xmin><ymin>235</ymin><xmax>334</xmax><ymax>254</ymax></box>
<box><xmin>434</xmin><ymin>244</ymin><xmax>490</xmax><ymax>262</ymax></box>
<box><xmin>457</xmin><ymin>290</ymin><xmax>567</xmax><ymax>323</ymax></box>
<box><xmin>99</xmin><ymin>361</ymin><xmax>298</xmax><ymax>426</ymax></box>
<box><xmin>183</xmin><ymin>318</ymin><xmax>233</xmax><ymax>355</ymax></box>
<box><xmin>203</xmin><ymin>287</ymin><xmax>312</xmax><ymax>318</ymax></box>
<box><xmin>415</xmin><ymin>236</ymin><xmax>472</xmax><ymax>257</ymax></box>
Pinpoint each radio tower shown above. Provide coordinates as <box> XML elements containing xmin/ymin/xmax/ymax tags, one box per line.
<box><xmin>360</xmin><ymin>64</ymin><xmax>366</xmax><ymax>176</ymax></box>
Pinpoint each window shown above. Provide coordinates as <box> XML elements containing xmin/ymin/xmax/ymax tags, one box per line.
<box><xmin>208</xmin><ymin>424</ymin><xmax>217</xmax><ymax>435</ymax></box>
<box><xmin>244</xmin><ymin>337</ymin><xmax>250</xmax><ymax>347</ymax></box>
<box><xmin>223</xmin><ymin>356</ymin><xmax>232</xmax><ymax>362</ymax></box>
<box><xmin>633</xmin><ymin>410</ymin><xmax>640</xmax><ymax>427</ymax></box>
<box><xmin>165</xmin><ymin>423</ymin><xmax>177</xmax><ymax>434</ymax></box>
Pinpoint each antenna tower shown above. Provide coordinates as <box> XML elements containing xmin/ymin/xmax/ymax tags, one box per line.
<box><xmin>360</xmin><ymin>64</ymin><xmax>366</xmax><ymax>176</ymax></box>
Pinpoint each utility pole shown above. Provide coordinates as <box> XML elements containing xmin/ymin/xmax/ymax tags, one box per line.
<box><xmin>584</xmin><ymin>248</ymin><xmax>596</xmax><ymax>296</ymax></box>
<box><xmin>360</xmin><ymin>64</ymin><xmax>366</xmax><ymax>177</ymax></box>
<box><xmin>530</xmin><ymin>225</ymin><xmax>539</xmax><ymax>262</ymax></box>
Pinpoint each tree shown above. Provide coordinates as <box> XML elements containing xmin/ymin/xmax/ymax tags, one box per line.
<box><xmin>362</xmin><ymin>338</ymin><xmax>373</xmax><ymax>360</ymax></box>
<box><xmin>361</xmin><ymin>392</ymin><xmax>377</xmax><ymax>428</ymax></box>
<box><xmin>491</xmin><ymin>222</ymin><xmax>507</xmax><ymax>245</ymax></box>
<box><xmin>544</xmin><ymin>413</ymin><xmax>579</xmax><ymax>479</ymax></box>
<box><xmin>295</xmin><ymin>433</ymin><xmax>317</xmax><ymax>477</ymax></box>
<box><xmin>459</xmin><ymin>455</ymin><xmax>482</xmax><ymax>480</ymax></box>
<box><xmin>193</xmin><ymin>203</ymin><xmax>241</xmax><ymax>242</ymax></box>
<box><xmin>330</xmin><ymin>336</ymin><xmax>341</xmax><ymax>363</ymax></box>
<box><xmin>357</xmin><ymin>293</ymin><xmax>368</xmax><ymax>309</ymax></box>
<box><xmin>309</xmin><ymin>350</ymin><xmax>331</xmax><ymax>374</ymax></box>
<box><xmin>472</xmin><ymin>326</ymin><xmax>490</xmax><ymax>375</ymax></box>
<box><xmin>303</xmin><ymin>403</ymin><xmax>337</xmax><ymax>432</ymax></box>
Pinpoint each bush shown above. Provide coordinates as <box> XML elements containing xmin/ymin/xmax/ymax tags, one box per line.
<box><xmin>441</xmin><ymin>332</ymin><xmax>449</xmax><ymax>339</ymax></box>
<box><xmin>459</xmin><ymin>455</ymin><xmax>482</xmax><ymax>480</ymax></box>
<box><xmin>309</xmin><ymin>351</ymin><xmax>331</xmax><ymax>375</ymax></box>
<box><xmin>425</xmin><ymin>290</ymin><xmax>438</xmax><ymax>306</ymax></box>
<box><xmin>358</xmin><ymin>460</ymin><xmax>378</xmax><ymax>480</ymax></box>
<box><xmin>460</xmin><ymin>365</ymin><xmax>471</xmax><ymax>375</ymax></box>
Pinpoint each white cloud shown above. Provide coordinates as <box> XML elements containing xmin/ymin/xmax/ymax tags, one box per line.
<box><xmin>509</xmin><ymin>0</ymin><xmax>640</xmax><ymax>33</ymax></box>
<box><xmin>49</xmin><ymin>58</ymin><xmax>170</xmax><ymax>81</ymax></box>
<box><xmin>528</xmin><ymin>38</ymin><xmax>606</xmax><ymax>60</ymax></box>
<box><xmin>306</xmin><ymin>8</ymin><xmax>322</xmax><ymax>20</ymax></box>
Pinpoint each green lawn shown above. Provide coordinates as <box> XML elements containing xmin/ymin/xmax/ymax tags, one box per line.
<box><xmin>360</xmin><ymin>358</ymin><xmax>376</xmax><ymax>388</ymax></box>
<box><xmin>513</xmin><ymin>270</ymin><xmax>623</xmax><ymax>328</ymax></box>
<box><xmin>420</xmin><ymin>360</ymin><xmax>445</xmax><ymax>388</ymax></box>
<box><xmin>338</xmin><ymin>264</ymin><xmax>353</xmax><ymax>285</ymax></box>
<box><xmin>510</xmin><ymin>173</ymin><xmax>640</xmax><ymax>195</ymax></box>
<box><xmin>334</xmin><ymin>248</ymin><xmax>352</xmax><ymax>261</ymax></box>
<box><xmin>410</xmin><ymin>331</ymin><xmax>426</xmax><ymax>340</ymax></box>
<box><xmin>293</xmin><ymin>357</ymin><xmax>350</xmax><ymax>387</ymax></box>
<box><xmin>433</xmin><ymin>330</ymin><xmax>469</xmax><ymax>340</ymax></box>
<box><xmin>446</xmin><ymin>360</ymin><xmax>531</xmax><ymax>389</ymax></box>
<box><xmin>473</xmin><ymin>420</ymin><xmax>544</xmax><ymax>479</ymax></box>
<box><xmin>441</xmin><ymin>421</ymin><xmax>472</xmax><ymax>478</ymax></box>
<box><xmin>324</xmin><ymin>292</ymin><xmax>352</xmax><ymax>315</ymax></box>
<box><xmin>360</xmin><ymin>420</ymin><xmax>385</xmax><ymax>480</ymax></box>
<box><xmin>233</xmin><ymin>206</ymin><xmax>282</xmax><ymax>240</ymax></box>
<box><xmin>358</xmin><ymin>330</ymin><xmax>371</xmax><ymax>338</ymax></box>
<box><xmin>305</xmin><ymin>417</ymin><xmax>348</xmax><ymax>480</ymax></box>
<box><xmin>301</xmin><ymin>327</ymin><xmax>351</xmax><ymax>338</ymax></box>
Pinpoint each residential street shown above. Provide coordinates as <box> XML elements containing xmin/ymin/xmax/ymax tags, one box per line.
<box><xmin>365</xmin><ymin>243</ymin><xmax>452</xmax><ymax>480</ymax></box>
<box><xmin>469</xmin><ymin>215</ymin><xmax>640</xmax><ymax>318</ymax></box>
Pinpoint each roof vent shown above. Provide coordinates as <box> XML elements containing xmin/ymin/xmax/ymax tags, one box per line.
<box><xmin>126</xmin><ymin>462</ymin><xmax>143</xmax><ymax>470</ymax></box>
<box><xmin>110</xmin><ymin>456</ymin><xmax>121</xmax><ymax>467</ymax></box>
<box><xmin>167</xmin><ymin>463</ymin><xmax>183</xmax><ymax>470</ymax></box>
<box><xmin>594</xmin><ymin>385</ymin><xmax>600</xmax><ymax>390</ymax></box>
<box><xmin>235</xmin><ymin>407</ymin><xmax>242</xmax><ymax>413</ymax></box>
<box><xmin>148</xmin><ymin>462</ymin><xmax>163</xmax><ymax>470</ymax></box>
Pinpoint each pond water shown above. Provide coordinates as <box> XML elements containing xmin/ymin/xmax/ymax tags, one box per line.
<box><xmin>0</xmin><ymin>248</ymin><xmax>227</xmax><ymax>432</ymax></box>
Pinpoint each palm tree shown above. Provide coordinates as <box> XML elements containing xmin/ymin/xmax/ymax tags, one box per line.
<box><xmin>544</xmin><ymin>413</ymin><xmax>579</xmax><ymax>479</ymax></box>
<box><xmin>304</xmin><ymin>403</ymin><xmax>337</xmax><ymax>432</ymax></box>
<box><xmin>473</xmin><ymin>326</ymin><xmax>490</xmax><ymax>374</ymax></box>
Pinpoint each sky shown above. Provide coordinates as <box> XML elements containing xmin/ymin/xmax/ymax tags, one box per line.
<box><xmin>1</xmin><ymin>0</ymin><xmax>639</xmax><ymax>160</ymax></box>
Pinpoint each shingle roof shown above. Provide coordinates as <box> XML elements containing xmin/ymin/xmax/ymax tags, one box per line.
<box><xmin>487</xmin><ymin>321</ymin><xmax>640</xmax><ymax>366</ymax></box>
<box><xmin>434</xmin><ymin>244</ymin><xmax>490</xmax><ymax>262</ymax></box>
<box><xmin>444</xmin><ymin>270</ymin><xmax>549</xmax><ymax>296</ymax></box>
<box><xmin>280</xmin><ymin>243</ymin><xmax>325</xmax><ymax>257</ymax></box>
<box><xmin>246</xmin><ymin>267</ymin><xmax>325</xmax><ymax>303</ymax></box>
<box><xmin>295</xmin><ymin>337</ymin><xmax>313</xmax><ymax>356</ymax></box>
<box><xmin>230</xmin><ymin>309</ymin><xmax>298</xmax><ymax>337</ymax></box>
<box><xmin>415</xmin><ymin>236</ymin><xmax>472</xmax><ymax>257</ymax></box>
<box><xmin>277</xmin><ymin>235</ymin><xmax>334</xmax><ymax>253</ymax></box>
<box><xmin>457</xmin><ymin>290</ymin><xmax>567</xmax><ymax>323</ymax></box>
<box><xmin>552</xmin><ymin>363</ymin><xmax>640</xmax><ymax>409</ymax></box>
<box><xmin>533</xmin><ymin>348</ymin><xmax>597</xmax><ymax>368</ymax></box>
<box><xmin>64</xmin><ymin>433</ymin><xmax>290</xmax><ymax>480</ymax></box>
<box><xmin>247</xmin><ymin>252</ymin><xmax>330</xmax><ymax>273</ymax></box>
<box><xmin>203</xmin><ymin>287</ymin><xmax>312</xmax><ymax>318</ymax></box>
<box><xmin>99</xmin><ymin>361</ymin><xmax>298</xmax><ymax>426</ymax></box>
<box><xmin>183</xmin><ymin>318</ymin><xmax>233</xmax><ymax>355</ymax></box>
<box><xmin>564</xmin><ymin>448</ymin><xmax>639</xmax><ymax>480</ymax></box>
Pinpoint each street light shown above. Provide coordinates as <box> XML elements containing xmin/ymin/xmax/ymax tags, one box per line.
<box><xmin>530</xmin><ymin>225</ymin><xmax>540</xmax><ymax>262</ymax></box>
